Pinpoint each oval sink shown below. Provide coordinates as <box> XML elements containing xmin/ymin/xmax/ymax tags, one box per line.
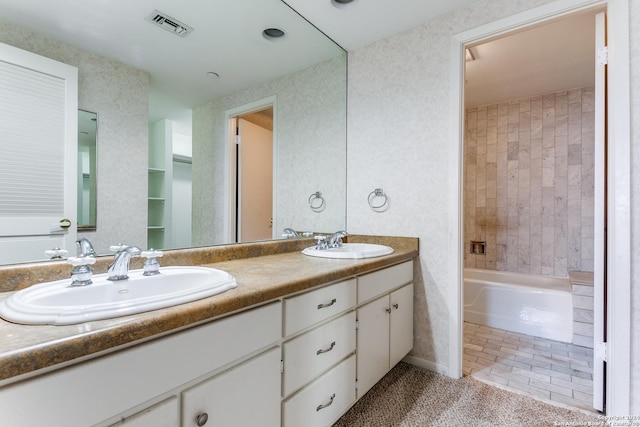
<box><xmin>0</xmin><ymin>266</ymin><xmax>237</xmax><ymax>325</ymax></box>
<box><xmin>302</xmin><ymin>243</ymin><xmax>394</xmax><ymax>259</ymax></box>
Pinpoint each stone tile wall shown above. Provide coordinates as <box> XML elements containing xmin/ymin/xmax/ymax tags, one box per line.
<box><xmin>464</xmin><ymin>87</ymin><xmax>595</xmax><ymax>277</ymax></box>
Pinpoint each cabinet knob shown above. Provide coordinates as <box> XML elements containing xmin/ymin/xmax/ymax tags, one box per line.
<box><xmin>393</xmin><ymin>303</ymin><xmax>399</xmax><ymax>309</ymax></box>
<box><xmin>385</xmin><ymin>308</ymin><xmax>392</xmax><ymax>314</ymax></box>
<box><xmin>196</xmin><ymin>412</ymin><xmax>209</xmax><ymax>426</ymax></box>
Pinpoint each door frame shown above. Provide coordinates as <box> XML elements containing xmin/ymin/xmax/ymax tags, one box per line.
<box><xmin>449</xmin><ymin>0</ymin><xmax>630</xmax><ymax>415</ymax></box>
<box><xmin>224</xmin><ymin>96</ymin><xmax>277</xmax><ymax>243</ymax></box>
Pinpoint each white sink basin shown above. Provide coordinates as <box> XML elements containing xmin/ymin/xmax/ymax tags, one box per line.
<box><xmin>302</xmin><ymin>243</ymin><xmax>394</xmax><ymax>259</ymax></box>
<box><xmin>0</xmin><ymin>266</ymin><xmax>237</xmax><ymax>325</ymax></box>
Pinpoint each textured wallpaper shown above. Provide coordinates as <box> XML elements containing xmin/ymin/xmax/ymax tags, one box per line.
<box><xmin>464</xmin><ymin>88</ymin><xmax>595</xmax><ymax>278</ymax></box>
<box><xmin>192</xmin><ymin>55</ymin><xmax>347</xmax><ymax>246</ymax></box>
<box><xmin>347</xmin><ymin>0</ymin><xmax>568</xmax><ymax>372</ymax></box>
<box><xmin>349</xmin><ymin>0</ymin><xmax>639</xmax><ymax>403</ymax></box>
<box><xmin>0</xmin><ymin>21</ymin><xmax>150</xmax><ymax>256</ymax></box>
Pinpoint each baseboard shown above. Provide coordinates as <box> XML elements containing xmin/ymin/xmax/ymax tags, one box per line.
<box><xmin>402</xmin><ymin>354</ymin><xmax>449</xmax><ymax>376</ymax></box>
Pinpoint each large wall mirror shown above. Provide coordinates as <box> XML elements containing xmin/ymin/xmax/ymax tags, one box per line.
<box><xmin>0</xmin><ymin>0</ymin><xmax>347</xmax><ymax>264</ymax></box>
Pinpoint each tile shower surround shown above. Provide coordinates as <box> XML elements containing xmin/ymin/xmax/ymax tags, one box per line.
<box><xmin>464</xmin><ymin>87</ymin><xmax>595</xmax><ymax>277</ymax></box>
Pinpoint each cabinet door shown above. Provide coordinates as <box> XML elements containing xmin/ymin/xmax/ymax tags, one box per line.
<box><xmin>390</xmin><ymin>283</ymin><xmax>414</xmax><ymax>367</ymax></box>
<box><xmin>109</xmin><ymin>397</ymin><xmax>179</xmax><ymax>427</ymax></box>
<box><xmin>182</xmin><ymin>347</ymin><xmax>281</xmax><ymax>427</ymax></box>
<box><xmin>356</xmin><ymin>295</ymin><xmax>390</xmax><ymax>399</ymax></box>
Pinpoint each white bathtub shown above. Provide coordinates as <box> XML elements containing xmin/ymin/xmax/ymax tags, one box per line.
<box><xmin>464</xmin><ymin>268</ymin><xmax>573</xmax><ymax>342</ymax></box>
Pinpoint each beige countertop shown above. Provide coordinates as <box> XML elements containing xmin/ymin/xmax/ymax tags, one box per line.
<box><xmin>0</xmin><ymin>235</ymin><xmax>418</xmax><ymax>385</ymax></box>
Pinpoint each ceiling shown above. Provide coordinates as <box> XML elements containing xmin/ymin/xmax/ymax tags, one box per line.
<box><xmin>464</xmin><ymin>9</ymin><xmax>599</xmax><ymax>108</ymax></box>
<box><xmin>0</xmin><ymin>0</ymin><xmax>600</xmax><ymax>110</ymax></box>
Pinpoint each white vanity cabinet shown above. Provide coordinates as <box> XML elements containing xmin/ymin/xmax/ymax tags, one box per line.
<box><xmin>0</xmin><ymin>258</ymin><xmax>416</xmax><ymax>427</ymax></box>
<box><xmin>282</xmin><ymin>279</ymin><xmax>357</xmax><ymax>427</ymax></box>
<box><xmin>0</xmin><ymin>301</ymin><xmax>282</xmax><ymax>427</ymax></box>
<box><xmin>356</xmin><ymin>261</ymin><xmax>414</xmax><ymax>399</ymax></box>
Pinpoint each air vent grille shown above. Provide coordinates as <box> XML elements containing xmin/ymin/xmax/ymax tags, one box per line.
<box><xmin>146</xmin><ymin>10</ymin><xmax>193</xmax><ymax>37</ymax></box>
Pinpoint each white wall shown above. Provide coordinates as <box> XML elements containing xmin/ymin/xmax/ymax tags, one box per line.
<box><xmin>348</xmin><ymin>0</ymin><xmax>639</xmax><ymax>410</ymax></box>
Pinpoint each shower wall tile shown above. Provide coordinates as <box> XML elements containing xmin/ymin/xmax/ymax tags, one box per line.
<box><xmin>464</xmin><ymin>87</ymin><xmax>595</xmax><ymax>277</ymax></box>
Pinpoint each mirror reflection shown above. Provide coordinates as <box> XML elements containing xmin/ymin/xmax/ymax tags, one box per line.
<box><xmin>0</xmin><ymin>0</ymin><xmax>347</xmax><ymax>265</ymax></box>
<box><xmin>78</xmin><ymin>110</ymin><xmax>97</xmax><ymax>231</ymax></box>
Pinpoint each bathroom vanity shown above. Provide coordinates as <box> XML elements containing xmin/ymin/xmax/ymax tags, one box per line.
<box><xmin>0</xmin><ymin>236</ymin><xmax>417</xmax><ymax>427</ymax></box>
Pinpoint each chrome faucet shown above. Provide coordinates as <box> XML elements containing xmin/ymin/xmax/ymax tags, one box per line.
<box><xmin>68</xmin><ymin>238</ymin><xmax>97</xmax><ymax>286</ymax></box>
<box><xmin>76</xmin><ymin>237</ymin><xmax>96</xmax><ymax>257</ymax></box>
<box><xmin>327</xmin><ymin>231</ymin><xmax>347</xmax><ymax>248</ymax></box>
<box><xmin>107</xmin><ymin>246</ymin><xmax>141</xmax><ymax>281</ymax></box>
<box><xmin>283</xmin><ymin>228</ymin><xmax>301</xmax><ymax>238</ymax></box>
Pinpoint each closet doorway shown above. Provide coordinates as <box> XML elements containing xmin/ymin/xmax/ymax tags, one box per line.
<box><xmin>227</xmin><ymin>100</ymin><xmax>275</xmax><ymax>243</ymax></box>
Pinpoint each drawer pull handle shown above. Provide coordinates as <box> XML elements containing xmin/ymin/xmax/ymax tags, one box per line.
<box><xmin>316</xmin><ymin>393</ymin><xmax>336</xmax><ymax>411</ymax></box>
<box><xmin>317</xmin><ymin>298</ymin><xmax>337</xmax><ymax>309</ymax></box>
<box><xmin>196</xmin><ymin>412</ymin><xmax>209</xmax><ymax>426</ymax></box>
<box><xmin>393</xmin><ymin>303</ymin><xmax>399</xmax><ymax>309</ymax></box>
<box><xmin>316</xmin><ymin>341</ymin><xmax>336</xmax><ymax>355</ymax></box>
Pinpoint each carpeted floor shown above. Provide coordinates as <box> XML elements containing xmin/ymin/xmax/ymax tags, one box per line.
<box><xmin>333</xmin><ymin>362</ymin><xmax>604</xmax><ymax>426</ymax></box>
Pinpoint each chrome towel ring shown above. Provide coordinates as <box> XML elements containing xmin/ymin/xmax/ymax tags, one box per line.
<box><xmin>368</xmin><ymin>188</ymin><xmax>389</xmax><ymax>212</ymax></box>
<box><xmin>309</xmin><ymin>191</ymin><xmax>326</xmax><ymax>212</ymax></box>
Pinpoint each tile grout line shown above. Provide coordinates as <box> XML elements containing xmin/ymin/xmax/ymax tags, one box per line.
<box><xmin>463</xmin><ymin>322</ymin><xmax>597</xmax><ymax>414</ymax></box>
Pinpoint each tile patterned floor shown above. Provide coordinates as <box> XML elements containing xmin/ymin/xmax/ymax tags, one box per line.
<box><xmin>463</xmin><ymin>321</ymin><xmax>597</xmax><ymax>413</ymax></box>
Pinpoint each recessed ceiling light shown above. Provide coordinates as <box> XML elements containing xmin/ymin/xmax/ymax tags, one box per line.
<box><xmin>207</xmin><ymin>72</ymin><xmax>220</xmax><ymax>79</ymax></box>
<box><xmin>262</xmin><ymin>28</ymin><xmax>287</xmax><ymax>41</ymax></box>
<box><xmin>331</xmin><ymin>0</ymin><xmax>357</xmax><ymax>9</ymax></box>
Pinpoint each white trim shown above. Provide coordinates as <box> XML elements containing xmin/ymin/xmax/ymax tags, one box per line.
<box><xmin>403</xmin><ymin>355</ymin><xmax>449</xmax><ymax>376</ymax></box>
<box><xmin>450</xmin><ymin>0</ymin><xmax>631</xmax><ymax>414</ymax></box>
<box><xmin>603</xmin><ymin>0</ymin><xmax>631</xmax><ymax>416</ymax></box>
<box><xmin>592</xmin><ymin>10</ymin><xmax>606</xmax><ymax>412</ymax></box>
<box><xmin>224</xmin><ymin>96</ymin><xmax>278</xmax><ymax>242</ymax></box>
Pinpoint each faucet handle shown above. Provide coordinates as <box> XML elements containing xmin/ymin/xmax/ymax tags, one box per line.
<box><xmin>141</xmin><ymin>249</ymin><xmax>163</xmax><ymax>259</ymax></box>
<box><xmin>141</xmin><ymin>249</ymin><xmax>163</xmax><ymax>276</ymax></box>
<box><xmin>67</xmin><ymin>256</ymin><xmax>97</xmax><ymax>287</ymax></box>
<box><xmin>68</xmin><ymin>256</ymin><xmax>97</xmax><ymax>267</ymax></box>
<box><xmin>45</xmin><ymin>247</ymin><xmax>68</xmax><ymax>260</ymax></box>
<box><xmin>109</xmin><ymin>243</ymin><xmax>128</xmax><ymax>254</ymax></box>
<box><xmin>314</xmin><ymin>235</ymin><xmax>327</xmax><ymax>250</ymax></box>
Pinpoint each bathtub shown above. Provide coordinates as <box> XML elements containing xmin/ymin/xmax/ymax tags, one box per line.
<box><xmin>464</xmin><ymin>268</ymin><xmax>573</xmax><ymax>342</ymax></box>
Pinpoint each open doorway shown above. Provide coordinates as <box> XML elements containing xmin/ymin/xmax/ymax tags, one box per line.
<box><xmin>460</xmin><ymin>8</ymin><xmax>605</xmax><ymax>413</ymax></box>
<box><xmin>229</xmin><ymin>105</ymin><xmax>274</xmax><ymax>243</ymax></box>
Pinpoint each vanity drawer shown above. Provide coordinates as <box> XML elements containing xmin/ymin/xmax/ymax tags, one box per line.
<box><xmin>357</xmin><ymin>261</ymin><xmax>413</xmax><ymax>303</ymax></box>
<box><xmin>283</xmin><ymin>354</ymin><xmax>356</xmax><ymax>427</ymax></box>
<box><xmin>284</xmin><ymin>279</ymin><xmax>356</xmax><ymax>336</ymax></box>
<box><xmin>283</xmin><ymin>311</ymin><xmax>356</xmax><ymax>396</ymax></box>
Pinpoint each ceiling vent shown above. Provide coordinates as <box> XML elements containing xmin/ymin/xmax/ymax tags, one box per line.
<box><xmin>146</xmin><ymin>10</ymin><xmax>194</xmax><ymax>37</ymax></box>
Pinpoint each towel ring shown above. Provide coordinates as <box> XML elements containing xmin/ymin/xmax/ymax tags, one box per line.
<box><xmin>309</xmin><ymin>191</ymin><xmax>326</xmax><ymax>212</ymax></box>
<box><xmin>368</xmin><ymin>188</ymin><xmax>389</xmax><ymax>212</ymax></box>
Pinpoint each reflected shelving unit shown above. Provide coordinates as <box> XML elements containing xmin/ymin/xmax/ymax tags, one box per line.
<box><xmin>148</xmin><ymin>120</ymin><xmax>173</xmax><ymax>249</ymax></box>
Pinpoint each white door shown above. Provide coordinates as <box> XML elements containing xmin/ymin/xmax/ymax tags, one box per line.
<box><xmin>238</xmin><ymin>118</ymin><xmax>273</xmax><ymax>242</ymax></box>
<box><xmin>0</xmin><ymin>42</ymin><xmax>78</xmax><ymax>264</ymax></box>
<box><xmin>592</xmin><ymin>11</ymin><xmax>607</xmax><ymax>413</ymax></box>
